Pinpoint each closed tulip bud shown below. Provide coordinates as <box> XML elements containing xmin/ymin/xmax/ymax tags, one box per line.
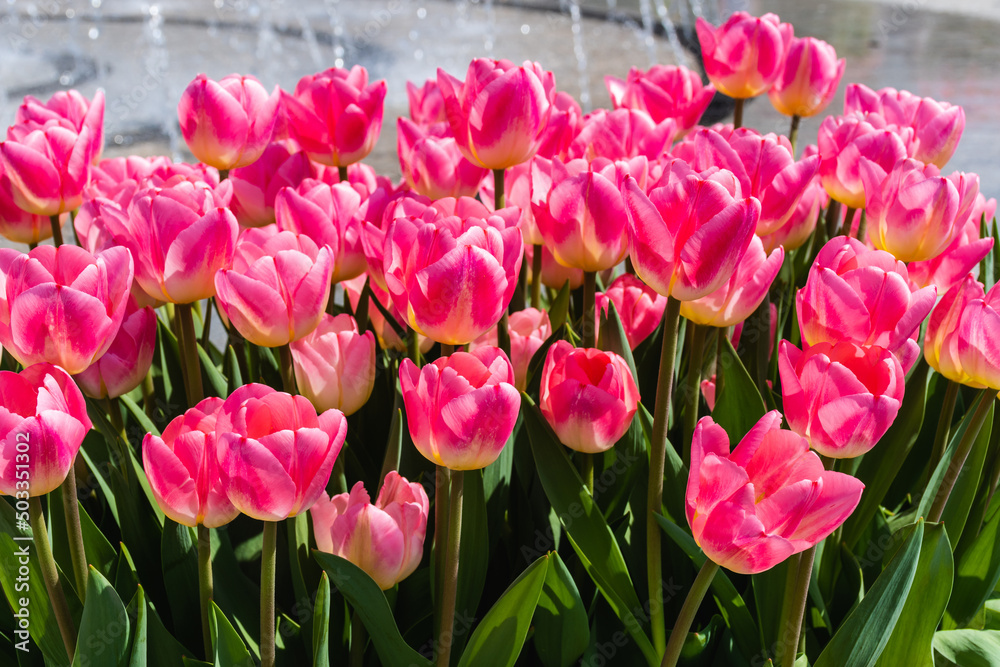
<box><xmin>229</xmin><ymin>141</ymin><xmax>315</xmax><ymax>227</ymax></box>
<box><xmin>215</xmin><ymin>226</ymin><xmax>333</xmax><ymax>347</ymax></box>
<box><xmin>437</xmin><ymin>59</ymin><xmax>556</xmax><ymax>169</ymax></box>
<box><xmin>0</xmin><ymin>245</ymin><xmax>133</xmax><ymax>374</ymax></box>
<box><xmin>817</xmin><ymin>113</ymin><xmax>910</xmax><ymax>209</ymax></box>
<box><xmin>469</xmin><ymin>307</ymin><xmax>552</xmax><ymax>391</ymax></box>
<box><xmin>695</xmin><ymin>12</ymin><xmax>793</xmax><ymax>99</ymax></box>
<box><xmin>606</xmin><ymin>64</ymin><xmax>715</xmax><ymax>133</ymax></box>
<box><xmin>178</xmin><ymin>73</ymin><xmax>279</xmax><ymax>170</ymax></box>
<box><xmin>596</xmin><ymin>273</ymin><xmax>667</xmax><ymax>350</ymax></box>
<box><xmin>0</xmin><ymin>120</ymin><xmax>91</xmax><ymax>216</ymax></box>
<box><xmin>540</xmin><ymin>341</ymin><xmax>639</xmax><ymax>453</ymax></box>
<box><xmin>216</xmin><ymin>384</ymin><xmax>347</xmax><ymax>521</ymax></box>
<box><xmin>399</xmin><ymin>347</ymin><xmax>520</xmax><ymax>470</ymax></box>
<box><xmin>396</xmin><ymin>117</ymin><xmax>488</xmax><ymax>200</ymax></box>
<box><xmin>16</xmin><ymin>89</ymin><xmax>104</xmax><ymax>164</ymax></box>
<box><xmin>908</xmin><ymin>195</ymin><xmax>997</xmax><ymax>292</ymax></box>
<box><xmin>291</xmin><ymin>314</ymin><xmax>375</xmax><ymax>416</ymax></box>
<box><xmin>406</xmin><ymin>78</ymin><xmax>448</xmax><ymax>126</ymax></box>
<box><xmin>75</xmin><ymin>296</ymin><xmax>156</xmax><ymax>399</ymax></box>
<box><xmin>924</xmin><ymin>275</ymin><xmax>1000</xmax><ymax>389</ymax></box>
<box><xmin>797</xmin><ymin>236</ymin><xmax>936</xmax><ymax>372</ymax></box>
<box><xmin>283</xmin><ymin>66</ymin><xmax>387</xmax><ymax>167</ymax></box>
<box><xmin>0</xmin><ymin>363</ymin><xmax>92</xmax><ymax>497</ymax></box>
<box><xmin>311</xmin><ymin>472</ymin><xmax>429</xmax><ymax>590</ymax></box>
<box><xmin>568</xmin><ymin>108</ymin><xmax>677</xmax><ymax>161</ymax></box>
<box><xmin>779</xmin><ymin>340</ymin><xmax>904</xmax><ymax>458</ymax></box>
<box><xmin>768</xmin><ymin>37</ymin><xmax>844</xmax><ymax>118</ymax></box>
<box><xmin>142</xmin><ymin>397</ymin><xmax>239</xmax><ymax>528</ymax></box>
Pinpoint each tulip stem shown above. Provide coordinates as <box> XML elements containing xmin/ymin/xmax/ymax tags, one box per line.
<box><xmin>200</xmin><ymin>298</ymin><xmax>214</xmax><ymax>350</ymax></box>
<box><xmin>930</xmin><ymin>380</ymin><xmax>961</xmax><ymax>474</ymax></box>
<box><xmin>531</xmin><ymin>245</ymin><xmax>543</xmax><ymax>309</ymax></box>
<box><xmin>855</xmin><ymin>209</ymin><xmax>868</xmax><ymax>242</ymax></box>
<box><xmin>437</xmin><ymin>469</ymin><xmax>464</xmax><ymax>667</ymax></box>
<box><xmin>683</xmin><ymin>323</ymin><xmax>707</xmax><ymax>463</ymax></box>
<box><xmin>778</xmin><ymin>546</ymin><xmax>817</xmax><ymax>667</ymax></box>
<box><xmin>407</xmin><ymin>326</ymin><xmax>421</xmax><ymax>366</ymax></box>
<box><xmin>928</xmin><ymin>388</ymin><xmax>999</xmax><ymax>523</ymax></box>
<box><xmin>714</xmin><ymin>327</ymin><xmax>727</xmax><ymax>408</ymax></box>
<box><xmin>661</xmin><ymin>558</ymin><xmax>719</xmax><ymax>667</ymax></box>
<box><xmin>338</xmin><ymin>165</ymin><xmax>349</xmax><ymax>183</ymax></box>
<box><xmin>732</xmin><ymin>99</ymin><xmax>744</xmax><ymax>130</ymax></box>
<box><xmin>580</xmin><ymin>453</ymin><xmax>595</xmax><ymax>497</ymax></box>
<box><xmin>841</xmin><ymin>207</ymin><xmax>857</xmax><ymax>237</ymax></box>
<box><xmin>177</xmin><ymin>303</ymin><xmax>204</xmax><ymax>405</ymax></box>
<box><xmin>198</xmin><ymin>524</ymin><xmax>214</xmax><ymax>660</ymax></box>
<box><xmin>583</xmin><ymin>271</ymin><xmax>597</xmax><ymax>348</ymax></box>
<box><xmin>648</xmin><ymin>297</ymin><xmax>683</xmax><ymax>656</ymax></box>
<box><xmin>497</xmin><ymin>311</ymin><xmax>511</xmax><ymax>358</ymax></box>
<box><xmin>103</xmin><ymin>397</ymin><xmax>130</xmax><ymax>476</ymax></box>
<box><xmin>60</xmin><ymin>475</ymin><xmax>88</xmax><ymax>603</ymax></box>
<box><xmin>433</xmin><ymin>466</ymin><xmax>451</xmax><ymax>638</ymax></box>
<box><xmin>824</xmin><ymin>201</ymin><xmax>842</xmax><ymax>239</ymax></box>
<box><xmin>279</xmin><ymin>343</ymin><xmax>297</xmax><ymax>394</ymax></box>
<box><xmin>261</xmin><ymin>521</ymin><xmax>277</xmax><ymax>667</ymax></box>
<box><xmin>788</xmin><ymin>115</ymin><xmax>801</xmax><ymax>156</ymax></box>
<box><xmin>49</xmin><ymin>214</ymin><xmax>63</xmax><ymax>247</ymax></box>
<box><xmin>29</xmin><ymin>497</ymin><xmax>77</xmax><ymax>661</ymax></box>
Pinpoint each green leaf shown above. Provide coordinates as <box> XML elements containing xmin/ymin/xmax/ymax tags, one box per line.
<box><xmin>160</xmin><ymin>519</ymin><xmax>201</xmax><ymax>651</ymax></box>
<box><xmin>144</xmin><ymin>592</ymin><xmax>190</xmax><ymax>667</ymax></box>
<box><xmin>210</xmin><ymin>602</ymin><xmax>254</xmax><ymax>667</ymax></box>
<box><xmin>941</xmin><ymin>401</ymin><xmax>994</xmax><ymax>548</ymax></box>
<box><xmin>598</xmin><ymin>300</ymin><xmax>639</xmax><ymax>385</ymax></box>
<box><xmin>225</xmin><ymin>345</ymin><xmax>243</xmax><ymax>392</ymax></box>
<box><xmin>49</xmin><ymin>496</ymin><xmax>118</xmax><ymax>583</ymax></box>
<box><xmin>119</xmin><ymin>394</ymin><xmax>160</xmax><ymax>437</ymax></box>
<box><xmin>458</xmin><ymin>554</ymin><xmax>549</xmax><ymax>667</ymax></box>
<box><xmin>814</xmin><ymin>520</ymin><xmax>924</xmax><ymax>667</ymax></box>
<box><xmin>128</xmin><ymin>586</ymin><xmax>148</xmax><ymax>667</ymax></box>
<box><xmin>73</xmin><ymin>566</ymin><xmax>130</xmax><ymax>667</ymax></box>
<box><xmin>532</xmin><ymin>552</ymin><xmax>589</xmax><ymax>667</ymax></box>
<box><xmin>548</xmin><ymin>279</ymin><xmax>572</xmax><ymax>332</ymax></box>
<box><xmin>946</xmin><ymin>494</ymin><xmax>1000</xmax><ymax>628</ymax></box>
<box><xmin>314</xmin><ymin>552</ymin><xmax>432</xmax><ymax>667</ymax></box>
<box><xmin>934</xmin><ymin>630</ymin><xmax>1000</xmax><ymax>666</ymax></box>
<box><xmin>713</xmin><ymin>336</ymin><xmax>766</xmax><ymax>442</ymax></box>
<box><xmin>312</xmin><ymin>573</ymin><xmax>330</xmax><ymax>667</ymax></box>
<box><xmin>197</xmin><ymin>342</ymin><xmax>228</xmax><ymax>398</ymax></box>
<box><xmin>873</xmin><ymin>522</ymin><xmax>953</xmax><ymax>667</ymax></box>
<box><xmin>455</xmin><ymin>470</ymin><xmax>489</xmax><ymax>660</ymax></box>
<box><xmin>522</xmin><ymin>395</ymin><xmax>658</xmax><ymax>666</ymax></box>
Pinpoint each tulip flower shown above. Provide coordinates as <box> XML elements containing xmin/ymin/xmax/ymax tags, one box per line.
<box><xmin>621</xmin><ymin>158</ymin><xmax>760</xmax><ymax>300</ymax></box>
<box><xmin>311</xmin><ymin>472</ymin><xmax>429</xmax><ymax>590</ymax></box>
<box><xmin>215</xmin><ymin>384</ymin><xmax>347</xmax><ymax>521</ymax></box>
<box><xmin>568</xmin><ymin>108</ymin><xmax>677</xmax><ymax>161</ymax></box>
<box><xmin>596</xmin><ymin>273</ymin><xmax>667</xmax><ymax>350</ymax></box>
<box><xmin>908</xmin><ymin>194</ymin><xmax>997</xmax><ymax>292</ymax></box>
<box><xmin>142</xmin><ymin>397</ymin><xmax>239</xmax><ymax>528</ymax></box>
<box><xmin>396</xmin><ymin>117</ymin><xmax>489</xmax><ymax>200</ymax></box>
<box><xmin>215</xmin><ymin>226</ymin><xmax>333</xmax><ymax>347</ymax></box>
<box><xmin>0</xmin><ymin>363</ymin><xmax>92</xmax><ymax>497</ymax></box>
<box><xmin>469</xmin><ymin>307</ymin><xmax>552</xmax><ymax>391</ymax></box>
<box><xmin>406</xmin><ymin>78</ymin><xmax>447</xmax><ymax>126</ymax></box>
<box><xmin>695</xmin><ymin>12</ymin><xmax>793</xmax><ymax>99</ymax></box>
<box><xmin>924</xmin><ymin>275</ymin><xmax>1000</xmax><ymax>389</ymax></box>
<box><xmin>15</xmin><ymin>89</ymin><xmax>104</xmax><ymax>165</ymax></box>
<box><xmin>0</xmin><ymin>120</ymin><xmax>91</xmax><ymax>216</ymax></box>
<box><xmin>0</xmin><ymin>168</ymin><xmax>53</xmax><ymax>245</ymax></box>
<box><xmin>539</xmin><ymin>341</ymin><xmax>640</xmax><ymax>454</ymax></box>
<box><xmin>399</xmin><ymin>347</ymin><xmax>519</xmax><ymax>470</ymax></box>
<box><xmin>178</xmin><ymin>73</ymin><xmax>280</xmax><ymax>170</ymax></box>
<box><xmin>768</xmin><ymin>37</ymin><xmax>845</xmax><ymax>118</ymax></box>
<box><xmin>817</xmin><ymin>113</ymin><xmax>910</xmax><ymax>209</ymax></box>
<box><xmin>759</xmin><ymin>154</ymin><xmax>827</xmax><ymax>253</ymax></box>
<box><xmin>229</xmin><ymin>141</ymin><xmax>315</xmax><ymax>227</ymax></box>
<box><xmin>383</xmin><ymin>198</ymin><xmax>523</xmax><ymax>345</ymax></box>
<box><xmin>536</xmin><ymin>91</ymin><xmax>582</xmax><ymax>159</ymax></box>
<box><xmin>526</xmin><ymin>243</ymin><xmax>585</xmax><ymax>290</ymax></box>
<box><xmin>283</xmin><ymin>66</ymin><xmax>387</xmax><ymax>167</ymax></box>
<box><xmin>779</xmin><ymin>340</ymin><xmax>904</xmax><ymax>458</ymax></box>
<box><xmin>0</xmin><ymin>245</ymin><xmax>133</xmax><ymax>374</ymax></box>
<box><xmin>75</xmin><ymin>296</ymin><xmax>156</xmax><ymax>400</ymax></box>
<box><xmin>605</xmin><ymin>64</ymin><xmax>716</xmax><ymax>133</ymax></box>
<box><xmin>85</xmin><ymin>155</ymin><xmax>223</xmax><ymax>208</ymax></box>
<box><xmin>861</xmin><ymin>158</ymin><xmax>979</xmax><ymax>262</ymax></box>
<box><xmin>687</xmin><ymin>411</ymin><xmax>864</xmax><ymax>574</ymax></box>
<box><xmin>796</xmin><ymin>236</ymin><xmax>936</xmax><ymax>372</ymax></box>
<box><xmin>290</xmin><ymin>314</ymin><xmax>375</xmax><ymax>416</ymax></box>
<box><xmin>437</xmin><ymin>58</ymin><xmax>555</xmax><ymax>169</ymax></box>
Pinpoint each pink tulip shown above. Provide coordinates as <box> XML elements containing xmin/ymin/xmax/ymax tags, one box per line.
<box><xmin>16</xmin><ymin>89</ymin><xmax>104</xmax><ymax>165</ymax></box>
<box><xmin>0</xmin><ymin>120</ymin><xmax>91</xmax><ymax>216</ymax></box>
<box><xmin>924</xmin><ymin>275</ymin><xmax>1000</xmax><ymax>389</ymax></box>
<box><xmin>862</xmin><ymin>158</ymin><xmax>979</xmax><ymax>262</ymax></box>
<box><xmin>0</xmin><ymin>168</ymin><xmax>53</xmax><ymax>244</ymax></box>
<box><xmin>469</xmin><ymin>307</ymin><xmax>552</xmax><ymax>391</ymax></box>
<box><xmin>215</xmin><ymin>226</ymin><xmax>333</xmax><ymax>347</ymax></box>
<box><xmin>695</xmin><ymin>12</ymin><xmax>793</xmax><ymax>99</ymax></box>
<box><xmin>75</xmin><ymin>295</ymin><xmax>156</xmax><ymax>400</ymax></box>
<box><xmin>681</xmin><ymin>235</ymin><xmax>784</xmax><ymax>328</ymax></box>
<box><xmin>759</xmin><ymin>151</ymin><xmax>827</xmax><ymax>253</ymax></box>
<box><xmin>672</xmin><ymin>127</ymin><xmax>819</xmax><ymax>236</ymax></box>
<box><xmin>0</xmin><ymin>245</ymin><xmax>132</xmax><ymax>374</ymax></box>
<box><xmin>845</xmin><ymin>84</ymin><xmax>965</xmax><ymax>168</ymax></box>
<box><xmin>437</xmin><ymin>59</ymin><xmax>556</xmax><ymax>169</ymax></box>
<box><xmin>399</xmin><ymin>347</ymin><xmax>519</xmax><ymax>470</ymax></box>
<box><xmin>526</xmin><ymin>243</ymin><xmax>585</xmax><ymax>291</ymax></box>
<box><xmin>540</xmin><ymin>341</ymin><xmax>640</xmax><ymax>454</ymax></box>
<box><xmin>291</xmin><ymin>314</ymin><xmax>375</xmax><ymax>416</ymax></box>
<box><xmin>283</xmin><ymin>66</ymin><xmax>387</xmax><ymax>167</ymax></box>
<box><xmin>621</xmin><ymin>158</ymin><xmax>760</xmax><ymax>300</ymax></box>
<box><xmin>142</xmin><ymin>397</ymin><xmax>239</xmax><ymax>528</ymax></box>
<box><xmin>216</xmin><ymin>384</ymin><xmax>347</xmax><ymax>521</ymax></box>
<box><xmin>568</xmin><ymin>108</ymin><xmax>677</xmax><ymax>161</ymax></box>
<box><xmin>311</xmin><ymin>472</ymin><xmax>429</xmax><ymax>590</ymax></box>
<box><xmin>274</xmin><ymin>179</ymin><xmax>367</xmax><ymax>283</ymax></box>
<box><xmin>85</xmin><ymin>155</ymin><xmax>223</xmax><ymax>208</ymax></box>
<box><xmin>768</xmin><ymin>37</ymin><xmax>844</xmax><ymax>118</ymax></box>
<box><xmin>359</xmin><ymin>189</ymin><xmax>435</xmax><ymax>293</ymax></box>
<box><xmin>536</xmin><ymin>91</ymin><xmax>582</xmax><ymax>159</ymax></box>
<box><xmin>605</xmin><ymin>64</ymin><xmax>715</xmax><ymax>132</ymax></box>
<box><xmin>909</xmin><ymin>194</ymin><xmax>997</xmax><ymax>292</ymax></box>
<box><xmin>596</xmin><ymin>273</ymin><xmax>667</xmax><ymax>350</ymax></box>
<box><xmin>383</xmin><ymin>198</ymin><xmax>523</xmax><ymax>345</ymax></box>
<box><xmin>178</xmin><ymin>73</ymin><xmax>279</xmax><ymax>170</ymax></box>
<box><xmin>530</xmin><ymin>156</ymin><xmax>633</xmax><ymax>272</ymax></box>
<box><xmin>688</xmin><ymin>411</ymin><xmax>863</xmax><ymax>573</ymax></box>
<box><xmin>229</xmin><ymin>141</ymin><xmax>315</xmax><ymax>227</ymax></box>
<box><xmin>796</xmin><ymin>236</ymin><xmax>936</xmax><ymax>372</ymax></box>
<box><xmin>779</xmin><ymin>340</ymin><xmax>904</xmax><ymax>458</ymax></box>
<box><xmin>0</xmin><ymin>363</ymin><xmax>92</xmax><ymax>497</ymax></box>
<box><xmin>396</xmin><ymin>117</ymin><xmax>489</xmax><ymax>200</ymax></box>
<box><xmin>406</xmin><ymin>78</ymin><xmax>448</xmax><ymax>126</ymax></box>
<box><xmin>817</xmin><ymin>113</ymin><xmax>910</xmax><ymax>209</ymax></box>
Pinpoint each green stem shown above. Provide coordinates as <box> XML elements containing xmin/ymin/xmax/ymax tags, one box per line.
<box><xmin>824</xmin><ymin>201</ymin><xmax>843</xmax><ymax>239</ymax></box>
<box><xmin>279</xmin><ymin>343</ymin><xmax>297</xmax><ymax>394</ymax></box>
<box><xmin>779</xmin><ymin>546</ymin><xmax>817</xmax><ymax>667</ymax></box>
<box><xmin>433</xmin><ymin>467</ymin><xmax>451</xmax><ymax>638</ymax></box>
<box><xmin>928</xmin><ymin>388</ymin><xmax>1000</xmax><ymax>523</ymax></box>
<box><xmin>261</xmin><ymin>521</ymin><xmax>277</xmax><ymax>667</ymax></box>
<box><xmin>219</xmin><ymin>168</ymin><xmax>230</xmax><ymax>181</ymax></box>
<box><xmin>60</xmin><ymin>474</ymin><xmax>88</xmax><ymax>603</ymax></box>
<box><xmin>441</xmin><ymin>343</ymin><xmax>456</xmax><ymax>358</ymax></box>
<box><xmin>840</xmin><ymin>207</ymin><xmax>857</xmax><ymax>237</ymax></box>
<box><xmin>789</xmin><ymin>114</ymin><xmax>801</xmax><ymax>156</ymax></box>
<box><xmin>856</xmin><ymin>209</ymin><xmax>868</xmax><ymax>242</ymax></box>
<box><xmin>104</xmin><ymin>397</ymin><xmax>129</xmax><ymax>476</ymax></box>
<box><xmin>497</xmin><ymin>311</ymin><xmax>511</xmax><ymax>359</ymax></box>
<box><xmin>930</xmin><ymin>381</ymin><xmax>961</xmax><ymax>470</ymax></box>
<box><xmin>338</xmin><ymin>165</ymin><xmax>349</xmax><ymax>183</ymax></box>
<box><xmin>661</xmin><ymin>559</ymin><xmax>720</xmax><ymax>667</ymax></box>
<box><xmin>29</xmin><ymin>241</ymin><xmax>38</xmax><ymax>251</ymax></box>
<box><xmin>530</xmin><ymin>244</ymin><xmax>543</xmax><ymax>309</ymax></box>
<box><xmin>683</xmin><ymin>323</ymin><xmax>707</xmax><ymax>464</ymax></box>
<box><xmin>715</xmin><ymin>328</ymin><xmax>727</xmax><ymax>405</ymax></box>
<box><xmin>437</xmin><ymin>469</ymin><xmax>464</xmax><ymax>667</ymax></box>
<box><xmin>583</xmin><ymin>271</ymin><xmax>597</xmax><ymax>348</ymax></box>
<box><xmin>29</xmin><ymin>497</ymin><xmax>77</xmax><ymax>660</ymax></box>
<box><xmin>493</xmin><ymin>168</ymin><xmax>505</xmax><ymax>211</ymax></box>
<box><xmin>177</xmin><ymin>303</ymin><xmax>204</xmax><ymax>406</ymax></box>
<box><xmin>408</xmin><ymin>326</ymin><xmax>421</xmax><ymax>366</ymax></box>
<box><xmin>330</xmin><ymin>457</ymin><xmax>348</xmax><ymax>495</ymax></box>
<box><xmin>200</xmin><ymin>298</ymin><xmax>214</xmax><ymax>350</ymax></box>
<box><xmin>733</xmin><ymin>99</ymin><xmax>744</xmax><ymax>129</ymax></box>
<box><xmin>350</xmin><ymin>610</ymin><xmax>366</xmax><ymax>667</ymax></box>
<box><xmin>49</xmin><ymin>214</ymin><xmax>63</xmax><ymax>247</ymax></box>
<box><xmin>379</xmin><ymin>356</ymin><xmax>403</xmax><ymax>485</ymax></box>
<box><xmin>581</xmin><ymin>453</ymin><xmax>594</xmax><ymax>497</ymax></box>
<box><xmin>774</xmin><ymin>553</ymin><xmax>802</xmax><ymax>663</ymax></box>
<box><xmin>647</xmin><ymin>297</ymin><xmax>682</xmax><ymax>655</ymax></box>
<box><xmin>198</xmin><ymin>524</ymin><xmax>214</xmax><ymax>661</ymax></box>
<box><xmin>142</xmin><ymin>372</ymin><xmax>155</xmax><ymax>418</ymax></box>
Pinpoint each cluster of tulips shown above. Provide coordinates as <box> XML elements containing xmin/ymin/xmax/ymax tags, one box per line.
<box><xmin>1</xmin><ymin>8</ymin><xmax>998</xmax><ymax>667</ymax></box>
